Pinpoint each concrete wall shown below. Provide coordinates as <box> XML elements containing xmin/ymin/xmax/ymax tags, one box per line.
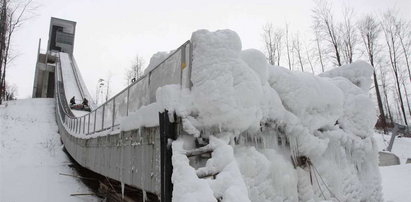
<box><xmin>32</xmin><ymin>61</ymin><xmax>55</xmax><ymax>98</ymax></box>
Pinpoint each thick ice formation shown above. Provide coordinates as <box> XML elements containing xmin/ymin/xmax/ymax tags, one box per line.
<box><xmin>125</xmin><ymin>29</ymin><xmax>382</xmax><ymax>202</ymax></box>
<box><xmin>319</xmin><ymin>61</ymin><xmax>374</xmax><ymax>92</ymax></box>
<box><xmin>190</xmin><ymin>30</ymin><xmax>264</xmax><ymax>132</ymax></box>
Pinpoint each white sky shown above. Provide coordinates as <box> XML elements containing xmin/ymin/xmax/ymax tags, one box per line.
<box><xmin>8</xmin><ymin>0</ymin><xmax>411</xmax><ymax>99</ymax></box>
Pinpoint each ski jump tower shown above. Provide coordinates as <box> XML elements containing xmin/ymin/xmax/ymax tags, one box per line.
<box><xmin>32</xmin><ymin>17</ymin><xmax>76</xmax><ymax>98</ymax></box>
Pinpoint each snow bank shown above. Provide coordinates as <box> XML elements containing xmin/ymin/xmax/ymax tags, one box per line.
<box><xmin>0</xmin><ymin>99</ymin><xmax>98</xmax><ymax>202</ymax></box>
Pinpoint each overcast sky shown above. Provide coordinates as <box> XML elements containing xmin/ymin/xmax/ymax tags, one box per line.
<box><xmin>8</xmin><ymin>0</ymin><xmax>411</xmax><ymax>99</ymax></box>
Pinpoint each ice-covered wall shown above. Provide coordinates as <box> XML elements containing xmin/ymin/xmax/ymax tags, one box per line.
<box><xmin>130</xmin><ymin>29</ymin><xmax>382</xmax><ymax>202</ymax></box>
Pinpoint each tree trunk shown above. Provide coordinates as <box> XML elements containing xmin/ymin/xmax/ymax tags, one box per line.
<box><xmin>286</xmin><ymin>24</ymin><xmax>292</xmax><ymax>70</ymax></box>
<box><xmin>393</xmin><ymin>71</ymin><xmax>408</xmax><ymax>125</ymax></box>
<box><xmin>373</xmin><ymin>71</ymin><xmax>387</xmax><ymax>132</ymax></box>
<box><xmin>402</xmin><ymin>81</ymin><xmax>411</xmax><ymax>117</ymax></box>
<box><xmin>315</xmin><ymin>35</ymin><xmax>325</xmax><ymax>72</ymax></box>
<box><xmin>399</xmin><ymin>34</ymin><xmax>411</xmax><ymax>83</ymax></box>
<box><xmin>0</xmin><ymin>0</ymin><xmax>7</xmax><ymax>104</ymax></box>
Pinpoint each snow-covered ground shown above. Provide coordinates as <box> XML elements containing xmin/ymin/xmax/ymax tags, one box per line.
<box><xmin>375</xmin><ymin>133</ymin><xmax>411</xmax><ymax>202</ymax></box>
<box><xmin>0</xmin><ymin>99</ymin><xmax>98</xmax><ymax>202</ymax></box>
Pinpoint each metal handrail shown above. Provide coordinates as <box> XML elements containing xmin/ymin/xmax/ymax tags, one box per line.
<box><xmin>81</xmin><ymin>40</ymin><xmax>190</xmax><ymax>117</ymax></box>
<box><xmin>56</xmin><ymin>40</ymin><xmax>191</xmax><ymax>135</ymax></box>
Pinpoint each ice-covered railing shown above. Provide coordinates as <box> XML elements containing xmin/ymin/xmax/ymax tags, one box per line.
<box><xmin>58</xmin><ymin>41</ymin><xmax>191</xmax><ymax>136</ymax></box>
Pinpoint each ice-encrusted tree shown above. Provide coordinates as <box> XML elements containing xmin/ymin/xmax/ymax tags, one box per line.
<box><xmin>125</xmin><ymin>54</ymin><xmax>144</xmax><ymax>86</ymax></box>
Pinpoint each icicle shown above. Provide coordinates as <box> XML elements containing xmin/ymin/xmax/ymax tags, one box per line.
<box><xmin>120</xmin><ymin>132</ymin><xmax>125</xmax><ymax>199</ymax></box>
<box><xmin>143</xmin><ymin>190</ymin><xmax>147</xmax><ymax>202</ymax></box>
<box><xmin>121</xmin><ymin>182</ymin><xmax>125</xmax><ymax>199</ymax></box>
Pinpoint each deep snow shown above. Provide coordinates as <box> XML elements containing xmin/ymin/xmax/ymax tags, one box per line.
<box><xmin>374</xmin><ymin>133</ymin><xmax>411</xmax><ymax>202</ymax></box>
<box><xmin>0</xmin><ymin>99</ymin><xmax>98</xmax><ymax>201</ymax></box>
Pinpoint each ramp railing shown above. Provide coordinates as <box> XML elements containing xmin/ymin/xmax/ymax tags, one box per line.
<box><xmin>57</xmin><ymin>41</ymin><xmax>192</xmax><ymax>136</ymax></box>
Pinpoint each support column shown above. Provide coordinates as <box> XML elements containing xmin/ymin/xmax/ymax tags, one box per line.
<box><xmin>159</xmin><ymin>110</ymin><xmax>177</xmax><ymax>202</ymax></box>
<box><xmin>41</xmin><ymin>68</ymin><xmax>49</xmax><ymax>98</ymax></box>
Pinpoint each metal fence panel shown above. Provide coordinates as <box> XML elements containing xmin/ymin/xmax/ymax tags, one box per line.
<box><xmin>128</xmin><ymin>77</ymin><xmax>150</xmax><ymax>113</ymax></box>
<box><xmin>114</xmin><ymin>90</ymin><xmax>128</xmax><ymax>126</ymax></box>
<box><xmin>95</xmin><ymin>107</ymin><xmax>103</xmax><ymax>131</ymax></box>
<box><xmin>104</xmin><ymin>100</ymin><xmax>114</xmax><ymax>130</ymax></box>
<box><xmin>148</xmin><ymin>50</ymin><xmax>182</xmax><ymax>103</ymax></box>
<box><xmin>89</xmin><ymin>111</ymin><xmax>95</xmax><ymax>134</ymax></box>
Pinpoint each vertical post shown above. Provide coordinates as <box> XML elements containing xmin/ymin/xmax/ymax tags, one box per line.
<box><xmin>112</xmin><ymin>98</ymin><xmax>116</xmax><ymax>129</ymax></box>
<box><xmin>387</xmin><ymin>124</ymin><xmax>400</xmax><ymax>152</ymax></box>
<box><xmin>87</xmin><ymin>114</ymin><xmax>90</xmax><ymax>135</ymax></box>
<box><xmin>83</xmin><ymin>116</ymin><xmax>86</xmax><ymax>134</ymax></box>
<box><xmin>159</xmin><ymin>110</ymin><xmax>176</xmax><ymax>202</ymax></box>
<box><xmin>188</xmin><ymin>42</ymin><xmax>193</xmax><ymax>89</ymax></box>
<box><xmin>180</xmin><ymin>44</ymin><xmax>186</xmax><ymax>86</ymax></box>
<box><xmin>126</xmin><ymin>87</ymin><xmax>130</xmax><ymax>116</ymax></box>
<box><xmin>93</xmin><ymin>111</ymin><xmax>97</xmax><ymax>133</ymax></box>
<box><xmin>102</xmin><ymin>105</ymin><xmax>105</xmax><ymax>131</ymax></box>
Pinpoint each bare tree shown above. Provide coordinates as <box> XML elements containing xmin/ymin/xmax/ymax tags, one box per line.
<box><xmin>0</xmin><ymin>0</ymin><xmax>34</xmax><ymax>104</ymax></box>
<box><xmin>312</xmin><ymin>0</ymin><xmax>342</xmax><ymax>66</ymax></box>
<box><xmin>397</xmin><ymin>19</ymin><xmax>411</xmax><ymax>83</ymax></box>
<box><xmin>378</xmin><ymin>61</ymin><xmax>394</xmax><ymax>123</ymax></box>
<box><xmin>125</xmin><ymin>55</ymin><xmax>144</xmax><ymax>86</ymax></box>
<box><xmin>381</xmin><ymin>10</ymin><xmax>408</xmax><ymax>125</ymax></box>
<box><xmin>0</xmin><ymin>0</ymin><xmax>7</xmax><ymax>103</ymax></box>
<box><xmin>314</xmin><ymin>30</ymin><xmax>325</xmax><ymax>72</ymax></box>
<box><xmin>358</xmin><ymin>14</ymin><xmax>387</xmax><ymax>130</ymax></box>
<box><xmin>4</xmin><ymin>81</ymin><xmax>16</xmax><ymax>100</ymax></box>
<box><xmin>304</xmin><ymin>43</ymin><xmax>315</xmax><ymax>74</ymax></box>
<box><xmin>263</xmin><ymin>23</ymin><xmax>276</xmax><ymax>65</ymax></box>
<box><xmin>340</xmin><ymin>6</ymin><xmax>358</xmax><ymax>64</ymax></box>
<box><xmin>401</xmin><ymin>77</ymin><xmax>411</xmax><ymax>117</ymax></box>
<box><xmin>293</xmin><ymin>33</ymin><xmax>305</xmax><ymax>72</ymax></box>
<box><xmin>274</xmin><ymin>29</ymin><xmax>283</xmax><ymax>66</ymax></box>
<box><xmin>285</xmin><ymin>23</ymin><xmax>292</xmax><ymax>70</ymax></box>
